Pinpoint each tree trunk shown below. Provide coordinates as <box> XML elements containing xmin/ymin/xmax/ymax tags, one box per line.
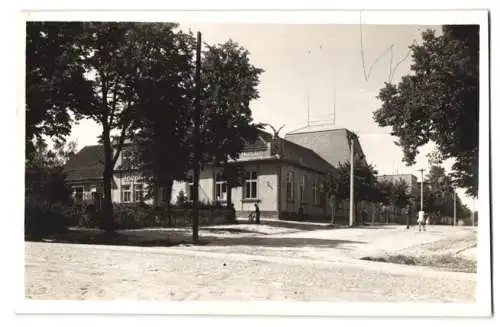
<box><xmin>102</xmin><ymin>127</ymin><xmax>115</xmax><ymax>235</ymax></box>
<box><xmin>165</xmin><ymin>178</ymin><xmax>173</xmax><ymax>227</ymax></box>
<box><xmin>406</xmin><ymin>206</ymin><xmax>410</xmax><ymax>229</ymax></box>
<box><xmin>226</xmin><ymin>179</ymin><xmax>233</xmax><ymax>208</ymax></box>
<box><xmin>330</xmin><ymin>198</ymin><xmax>336</xmax><ymax>225</ymax></box>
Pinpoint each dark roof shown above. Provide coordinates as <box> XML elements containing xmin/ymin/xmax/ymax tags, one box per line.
<box><xmin>65</xmin><ymin>129</ymin><xmax>334</xmax><ymax>182</ymax></box>
<box><xmin>64</xmin><ymin>145</ymin><xmax>104</xmax><ymax>182</ymax></box>
<box><xmin>278</xmin><ymin>138</ymin><xmax>334</xmax><ymax>173</ymax></box>
<box><xmin>285</xmin><ymin>126</ymin><xmax>366</xmax><ymax>168</ymax></box>
<box><xmin>241</xmin><ymin>130</ymin><xmax>273</xmax><ymax>152</ymax></box>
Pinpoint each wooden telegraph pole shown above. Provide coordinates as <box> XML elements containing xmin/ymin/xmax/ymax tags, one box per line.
<box><xmin>418</xmin><ymin>168</ymin><xmax>425</xmax><ymax>212</ymax></box>
<box><xmin>192</xmin><ymin>31</ymin><xmax>202</xmax><ymax>243</ymax></box>
<box><xmin>453</xmin><ymin>190</ymin><xmax>457</xmax><ymax>226</ymax></box>
<box><xmin>349</xmin><ymin>136</ymin><xmax>355</xmax><ymax>227</ymax></box>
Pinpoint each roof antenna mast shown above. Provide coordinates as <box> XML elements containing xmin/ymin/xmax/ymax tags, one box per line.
<box><xmin>333</xmin><ymin>88</ymin><xmax>337</xmax><ymax>127</ymax></box>
<box><xmin>307</xmin><ymin>92</ymin><xmax>310</xmax><ymax>126</ymax></box>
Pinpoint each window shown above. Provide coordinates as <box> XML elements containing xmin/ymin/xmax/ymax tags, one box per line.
<box><xmin>244</xmin><ymin>171</ymin><xmax>257</xmax><ymax>199</ymax></box>
<box><xmin>313</xmin><ymin>181</ymin><xmax>320</xmax><ymax>205</ymax></box>
<box><xmin>134</xmin><ymin>184</ymin><xmax>144</xmax><ymax>202</ymax></box>
<box><xmin>73</xmin><ymin>186</ymin><xmax>83</xmax><ymax>202</ymax></box>
<box><xmin>299</xmin><ymin>175</ymin><xmax>306</xmax><ymax>203</ymax></box>
<box><xmin>215</xmin><ymin>172</ymin><xmax>227</xmax><ymax>202</ymax></box>
<box><xmin>121</xmin><ymin>184</ymin><xmax>131</xmax><ymax>202</ymax></box>
<box><xmin>286</xmin><ymin>171</ymin><xmax>295</xmax><ymax>201</ymax></box>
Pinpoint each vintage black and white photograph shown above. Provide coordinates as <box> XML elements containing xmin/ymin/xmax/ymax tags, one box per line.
<box><xmin>20</xmin><ymin>8</ymin><xmax>491</xmax><ymax>317</ymax></box>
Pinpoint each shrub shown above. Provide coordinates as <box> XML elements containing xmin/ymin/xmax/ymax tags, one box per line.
<box><xmin>175</xmin><ymin>190</ymin><xmax>188</xmax><ymax>207</ymax></box>
<box><xmin>70</xmin><ymin>202</ymin><xmax>236</xmax><ymax>230</ymax></box>
<box><xmin>113</xmin><ymin>204</ymin><xmax>155</xmax><ymax>229</ymax></box>
<box><xmin>25</xmin><ymin>200</ymin><xmax>72</xmax><ymax>239</ymax></box>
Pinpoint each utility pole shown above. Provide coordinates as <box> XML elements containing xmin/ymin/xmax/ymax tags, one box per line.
<box><xmin>453</xmin><ymin>190</ymin><xmax>457</xmax><ymax>227</ymax></box>
<box><xmin>349</xmin><ymin>136</ymin><xmax>355</xmax><ymax>227</ymax></box>
<box><xmin>333</xmin><ymin>89</ymin><xmax>336</xmax><ymax>127</ymax></box>
<box><xmin>306</xmin><ymin>93</ymin><xmax>310</xmax><ymax>126</ymax></box>
<box><xmin>191</xmin><ymin>31</ymin><xmax>202</xmax><ymax>244</ymax></box>
<box><xmin>418</xmin><ymin>168</ymin><xmax>425</xmax><ymax>225</ymax></box>
<box><xmin>418</xmin><ymin>168</ymin><xmax>425</xmax><ymax>211</ymax></box>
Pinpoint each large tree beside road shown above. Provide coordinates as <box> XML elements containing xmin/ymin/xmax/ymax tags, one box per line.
<box><xmin>374</xmin><ymin>25</ymin><xmax>479</xmax><ymax>197</ymax></box>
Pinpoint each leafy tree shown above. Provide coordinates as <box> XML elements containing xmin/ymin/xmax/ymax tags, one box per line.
<box><xmin>390</xmin><ymin>179</ymin><xmax>412</xmax><ymax>227</ymax></box>
<box><xmin>374</xmin><ymin>25</ymin><xmax>479</xmax><ymax>197</ymax></box>
<box><xmin>321</xmin><ymin>159</ymin><xmax>379</xmax><ymax>224</ymax></box>
<box><xmin>198</xmin><ymin>40</ymin><xmax>264</xmax><ymax>167</ymax></box>
<box><xmin>421</xmin><ymin>165</ymin><xmax>470</xmax><ymax>224</ymax></box>
<box><xmin>25</xmin><ymin>22</ymin><xmax>94</xmax><ymax>160</ymax></box>
<box><xmin>390</xmin><ymin>179</ymin><xmax>412</xmax><ymax>212</ymax></box>
<box><xmin>70</xmin><ymin>22</ymin><xmax>167</xmax><ymax>233</ymax></box>
<box><xmin>375</xmin><ymin>179</ymin><xmax>394</xmax><ymax>223</ymax></box>
<box><xmin>26</xmin><ymin>139</ymin><xmax>76</xmax><ymax>204</ymax></box>
<box><xmin>126</xmin><ymin>26</ymin><xmax>195</xmax><ymax>225</ymax></box>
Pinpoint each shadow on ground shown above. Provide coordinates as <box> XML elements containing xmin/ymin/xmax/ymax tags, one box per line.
<box><xmin>26</xmin><ymin>226</ymin><xmax>365</xmax><ymax>249</ymax></box>
<box><xmin>27</xmin><ymin>230</ymin><xmax>184</xmax><ymax>247</ymax></box>
<box><xmin>186</xmin><ymin>236</ymin><xmax>365</xmax><ymax>248</ymax></box>
<box><xmin>255</xmin><ymin>220</ymin><xmax>337</xmax><ymax>231</ymax></box>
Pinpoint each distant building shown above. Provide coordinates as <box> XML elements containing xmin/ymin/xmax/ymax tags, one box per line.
<box><xmin>377</xmin><ymin>173</ymin><xmax>419</xmax><ymax>198</ymax></box>
<box><xmin>64</xmin><ymin>126</ymin><xmax>368</xmax><ymax>221</ymax></box>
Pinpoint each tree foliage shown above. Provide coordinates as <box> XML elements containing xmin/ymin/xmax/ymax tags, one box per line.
<box><xmin>25</xmin><ymin>139</ymin><xmax>77</xmax><ymax>207</ymax></box>
<box><xmin>322</xmin><ymin>159</ymin><xmax>380</xmax><ymax>207</ymax></box>
<box><xmin>423</xmin><ymin>165</ymin><xmax>470</xmax><ymax>220</ymax></box>
<box><xmin>373</xmin><ymin>25</ymin><xmax>479</xmax><ymax>197</ymax></box>
<box><xmin>389</xmin><ymin>179</ymin><xmax>412</xmax><ymax>210</ymax></box>
<box><xmin>199</xmin><ymin>40</ymin><xmax>265</xmax><ymax>165</ymax></box>
<box><xmin>126</xmin><ymin>25</ymin><xmax>195</xmax><ymax>219</ymax></box>
<box><xmin>25</xmin><ymin>22</ymin><xmax>93</xmax><ymax>160</ymax></box>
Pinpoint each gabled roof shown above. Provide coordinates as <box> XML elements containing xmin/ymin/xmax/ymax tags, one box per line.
<box><xmin>64</xmin><ymin>145</ymin><xmax>104</xmax><ymax>182</ymax></box>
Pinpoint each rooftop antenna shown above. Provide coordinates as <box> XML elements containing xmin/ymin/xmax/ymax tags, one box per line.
<box><xmin>333</xmin><ymin>89</ymin><xmax>337</xmax><ymax>127</ymax></box>
<box><xmin>307</xmin><ymin>92</ymin><xmax>310</xmax><ymax>126</ymax></box>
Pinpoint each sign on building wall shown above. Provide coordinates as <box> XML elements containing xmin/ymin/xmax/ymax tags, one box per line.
<box><xmin>122</xmin><ymin>173</ymin><xmax>144</xmax><ymax>184</ymax></box>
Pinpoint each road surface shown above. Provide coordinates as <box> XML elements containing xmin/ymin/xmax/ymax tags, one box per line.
<box><xmin>25</xmin><ymin>241</ymin><xmax>475</xmax><ymax>302</ymax></box>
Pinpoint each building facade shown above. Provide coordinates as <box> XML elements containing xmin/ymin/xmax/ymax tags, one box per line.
<box><xmin>64</xmin><ymin>127</ymin><xmax>367</xmax><ymax>221</ymax></box>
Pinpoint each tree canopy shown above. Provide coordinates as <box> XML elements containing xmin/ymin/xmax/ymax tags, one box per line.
<box><xmin>373</xmin><ymin>25</ymin><xmax>479</xmax><ymax>197</ymax></box>
<box><xmin>25</xmin><ymin>22</ymin><xmax>93</xmax><ymax>160</ymax></box>
<box><xmin>199</xmin><ymin>40</ymin><xmax>264</xmax><ymax>165</ymax></box>
<box><xmin>322</xmin><ymin>159</ymin><xmax>380</xmax><ymax>205</ymax></box>
<box><xmin>423</xmin><ymin>165</ymin><xmax>471</xmax><ymax>220</ymax></box>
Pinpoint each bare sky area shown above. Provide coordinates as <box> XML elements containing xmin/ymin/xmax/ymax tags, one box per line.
<box><xmin>68</xmin><ymin>23</ymin><xmax>476</xmax><ymax>209</ymax></box>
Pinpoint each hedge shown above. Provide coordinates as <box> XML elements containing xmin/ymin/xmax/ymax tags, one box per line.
<box><xmin>72</xmin><ymin>203</ymin><xmax>236</xmax><ymax>230</ymax></box>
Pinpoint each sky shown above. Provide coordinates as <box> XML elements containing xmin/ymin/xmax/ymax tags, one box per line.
<box><xmin>68</xmin><ymin>23</ymin><xmax>476</xmax><ymax>210</ymax></box>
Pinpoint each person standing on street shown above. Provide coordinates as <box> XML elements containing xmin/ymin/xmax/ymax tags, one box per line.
<box><xmin>254</xmin><ymin>203</ymin><xmax>261</xmax><ymax>224</ymax></box>
<box><xmin>417</xmin><ymin>210</ymin><xmax>425</xmax><ymax>232</ymax></box>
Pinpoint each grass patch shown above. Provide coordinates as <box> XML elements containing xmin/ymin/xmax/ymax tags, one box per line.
<box><xmin>361</xmin><ymin>254</ymin><xmax>476</xmax><ymax>273</ymax></box>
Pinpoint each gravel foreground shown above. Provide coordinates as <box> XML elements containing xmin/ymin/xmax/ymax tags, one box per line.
<box><xmin>25</xmin><ymin>241</ymin><xmax>476</xmax><ymax>302</ymax></box>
